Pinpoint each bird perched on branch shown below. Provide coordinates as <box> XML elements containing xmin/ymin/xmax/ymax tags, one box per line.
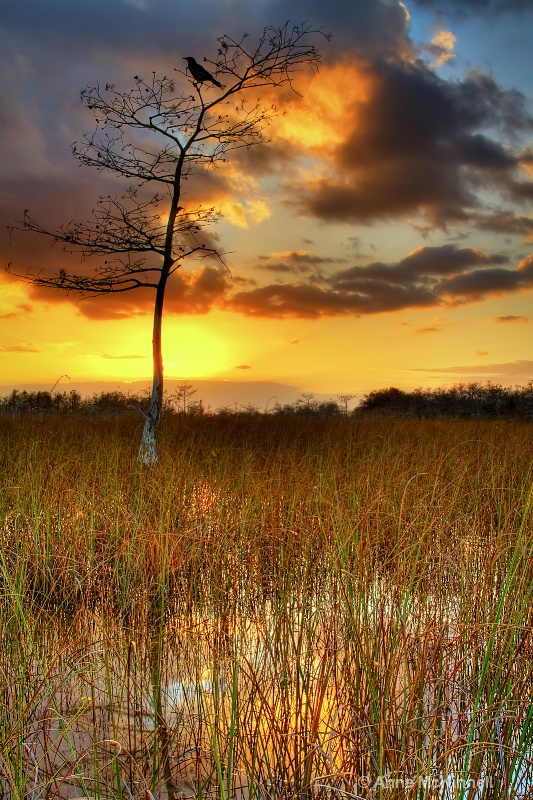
<box><xmin>183</xmin><ymin>57</ymin><xmax>222</xmax><ymax>88</ymax></box>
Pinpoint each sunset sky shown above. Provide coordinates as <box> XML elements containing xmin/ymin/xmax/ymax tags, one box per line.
<box><xmin>1</xmin><ymin>0</ymin><xmax>532</xmax><ymax>406</ymax></box>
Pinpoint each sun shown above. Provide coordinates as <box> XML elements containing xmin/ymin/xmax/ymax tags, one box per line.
<box><xmin>74</xmin><ymin>316</ymin><xmax>232</xmax><ymax>383</ymax></box>
<box><xmin>163</xmin><ymin>321</ymin><xmax>231</xmax><ymax>378</ymax></box>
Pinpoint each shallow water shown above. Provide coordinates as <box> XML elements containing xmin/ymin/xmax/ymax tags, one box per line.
<box><xmin>2</xmin><ymin>598</ymin><xmax>531</xmax><ymax>800</ymax></box>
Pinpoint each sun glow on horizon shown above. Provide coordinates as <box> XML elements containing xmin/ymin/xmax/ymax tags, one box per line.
<box><xmin>163</xmin><ymin>320</ymin><xmax>231</xmax><ymax>378</ymax></box>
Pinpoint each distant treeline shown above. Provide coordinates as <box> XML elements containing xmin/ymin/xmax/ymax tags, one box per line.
<box><xmin>0</xmin><ymin>389</ymin><xmax>154</xmax><ymax>417</ymax></box>
<box><xmin>357</xmin><ymin>383</ymin><xmax>533</xmax><ymax>419</ymax></box>
<box><xmin>1</xmin><ymin>381</ymin><xmax>532</xmax><ymax>419</ymax></box>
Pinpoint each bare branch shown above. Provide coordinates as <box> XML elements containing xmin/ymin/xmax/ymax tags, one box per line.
<box><xmin>9</xmin><ymin>191</ymin><xmax>220</xmax><ymax>262</ymax></box>
<box><xmin>6</xmin><ymin>238</ymin><xmax>223</xmax><ymax>297</ymax></box>
<box><xmin>68</xmin><ymin>22</ymin><xmax>329</xmax><ymax>187</ymax></box>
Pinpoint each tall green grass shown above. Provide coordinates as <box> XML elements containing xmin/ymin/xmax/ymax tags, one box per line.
<box><xmin>1</xmin><ymin>415</ymin><xmax>532</xmax><ymax>798</ymax></box>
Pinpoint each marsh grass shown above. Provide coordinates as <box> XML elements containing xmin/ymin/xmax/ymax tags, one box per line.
<box><xmin>1</xmin><ymin>415</ymin><xmax>533</xmax><ymax>799</ymax></box>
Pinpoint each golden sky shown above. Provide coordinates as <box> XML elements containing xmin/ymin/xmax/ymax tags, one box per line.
<box><xmin>1</xmin><ymin>0</ymin><xmax>532</xmax><ymax>403</ymax></box>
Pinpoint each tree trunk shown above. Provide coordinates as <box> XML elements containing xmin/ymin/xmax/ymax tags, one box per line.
<box><xmin>138</xmin><ymin>278</ymin><xmax>166</xmax><ymax>466</ymax></box>
<box><xmin>138</xmin><ymin>373</ymin><xmax>163</xmax><ymax>466</ymax></box>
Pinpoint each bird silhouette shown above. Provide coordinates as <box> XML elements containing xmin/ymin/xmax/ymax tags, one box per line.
<box><xmin>183</xmin><ymin>57</ymin><xmax>222</xmax><ymax>88</ymax></box>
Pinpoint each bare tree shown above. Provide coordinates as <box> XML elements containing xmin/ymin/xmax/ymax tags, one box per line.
<box><xmin>337</xmin><ymin>393</ymin><xmax>356</xmax><ymax>415</ymax></box>
<box><xmin>8</xmin><ymin>22</ymin><xmax>328</xmax><ymax>465</ymax></box>
<box><xmin>173</xmin><ymin>383</ymin><xmax>197</xmax><ymax>414</ymax></box>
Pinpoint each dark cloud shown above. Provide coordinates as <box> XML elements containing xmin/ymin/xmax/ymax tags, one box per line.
<box><xmin>507</xmin><ymin>179</ymin><xmax>533</xmax><ymax>203</ymax></box>
<box><xmin>297</xmin><ymin>59</ymin><xmax>533</xmax><ymax>227</ymax></box>
<box><xmin>2</xmin><ymin>173</ymin><xmax>152</xmax><ymax>283</ymax></box>
<box><xmin>1</xmin><ymin>0</ymin><xmax>264</xmax><ymax>65</ymax></box>
<box><xmin>169</xmin><ymin>265</ymin><xmax>229</xmax><ymax>313</ymax></box>
<box><xmin>268</xmin><ymin>0</ymin><xmax>412</xmax><ymax>59</ymax></box>
<box><xmin>234</xmin><ymin>141</ymin><xmax>294</xmax><ymax>178</ymax></box>
<box><xmin>473</xmin><ymin>211</ymin><xmax>533</xmax><ymax>237</ymax></box>
<box><xmin>236</xmin><ymin>364</ymin><xmax>252</xmax><ymax>370</ymax></box>
<box><xmin>0</xmin><ymin>1</ymin><xmax>315</xmax><ymax>278</ymax></box>
<box><xmin>2</xmin><ymin>166</ymin><xmax>225</xmax><ymax>316</ymax></box>
<box><xmin>411</xmin><ymin>0</ymin><xmax>532</xmax><ymax>16</ymax></box>
<box><xmin>0</xmin><ymin>1</ymin><xmax>410</xmax><ymax>214</ymax></box>
<box><xmin>229</xmin><ymin>282</ymin><xmax>364</xmax><ymax>319</ymax></box>
<box><xmin>438</xmin><ymin>259</ymin><xmax>533</xmax><ymax>302</ymax></box>
<box><xmin>258</xmin><ymin>250</ymin><xmax>347</xmax><ymax>274</ymax></box>
<box><xmin>227</xmin><ymin>246</ymin><xmax>533</xmax><ymax>318</ymax></box>
<box><xmin>258</xmin><ymin>263</ymin><xmax>304</xmax><ymax>274</ymax></box>
<box><xmin>334</xmin><ymin>245</ymin><xmax>508</xmax><ymax>284</ymax></box>
<box><xmin>0</xmin><ymin>0</ymin><xmax>409</xmax><ymax>192</ymax></box>
<box><xmin>259</xmin><ymin>251</ymin><xmax>344</xmax><ymax>266</ymax></box>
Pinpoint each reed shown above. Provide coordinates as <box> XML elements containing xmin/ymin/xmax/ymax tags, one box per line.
<box><xmin>1</xmin><ymin>415</ymin><xmax>532</xmax><ymax>798</ymax></box>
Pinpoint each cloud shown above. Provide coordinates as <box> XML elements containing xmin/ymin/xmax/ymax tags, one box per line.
<box><xmin>228</xmin><ymin>283</ymin><xmax>358</xmax><ymax>319</ymax></box>
<box><xmin>1</xmin><ymin>0</ymin><xmax>530</xmax><ymax>245</ymax></box>
<box><xmin>0</xmin><ymin>342</ymin><xmax>40</xmax><ymax>352</ymax></box>
<box><xmin>473</xmin><ymin>211</ymin><xmax>533</xmax><ymax>238</ymax></box>
<box><xmin>258</xmin><ymin>250</ymin><xmax>347</xmax><ymax>274</ymax></box>
<box><xmin>292</xmin><ymin>59</ymin><xmax>533</xmax><ymax>228</ymax></box>
<box><xmin>492</xmin><ymin>314</ymin><xmax>529</xmax><ymax>323</ymax></box>
<box><xmin>411</xmin><ymin>0</ymin><xmax>532</xmax><ymax>16</ymax></box>
<box><xmin>102</xmin><ymin>353</ymin><xmax>145</xmax><ymax>359</ymax></box>
<box><xmin>421</xmin><ymin>28</ymin><xmax>457</xmax><ymax>68</ymax></box>
<box><xmin>2</xmin><ymin>0</ymin><xmax>532</xmax><ymax>328</ymax></box>
<box><xmin>75</xmin><ymin>266</ymin><xmax>230</xmax><ymax>320</ymax></box>
<box><xmin>437</xmin><ymin>255</ymin><xmax>533</xmax><ymax>303</ymax></box>
<box><xmin>0</xmin><ymin>303</ymin><xmax>33</xmax><ymax>319</ymax></box>
<box><xmin>227</xmin><ymin>245</ymin><xmax>533</xmax><ymax>318</ymax></box>
<box><xmin>6</xmin><ymin>227</ymin><xmax>533</xmax><ymax>321</ymax></box>
<box><xmin>236</xmin><ymin>364</ymin><xmax>252</xmax><ymax>370</ymax></box>
<box><xmin>0</xmin><ymin>1</ymin><xmax>412</xmax><ymax>264</ymax></box>
<box><xmin>259</xmin><ymin>263</ymin><xmax>304</xmax><ymax>274</ymax></box>
<box><xmin>267</xmin><ymin>0</ymin><xmax>412</xmax><ymax>59</ymax></box>
<box><xmin>412</xmin><ymin>359</ymin><xmax>533</xmax><ymax>382</ymax></box>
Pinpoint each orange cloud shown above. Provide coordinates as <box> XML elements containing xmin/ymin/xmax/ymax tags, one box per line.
<box><xmin>178</xmin><ymin>160</ymin><xmax>271</xmax><ymax>229</ymax></box>
<box><xmin>102</xmin><ymin>353</ymin><xmax>145</xmax><ymax>359</ymax></box>
<box><xmin>0</xmin><ymin>342</ymin><xmax>40</xmax><ymax>352</ymax></box>
<box><xmin>425</xmin><ymin>28</ymin><xmax>457</xmax><ymax>67</ymax></box>
<box><xmin>271</xmin><ymin>61</ymin><xmax>374</xmax><ymax>155</ymax></box>
<box><xmin>0</xmin><ymin>303</ymin><xmax>33</xmax><ymax>319</ymax></box>
<box><xmin>73</xmin><ymin>265</ymin><xmax>230</xmax><ymax>320</ymax></box>
<box><xmin>492</xmin><ymin>315</ymin><xmax>529</xmax><ymax>323</ymax></box>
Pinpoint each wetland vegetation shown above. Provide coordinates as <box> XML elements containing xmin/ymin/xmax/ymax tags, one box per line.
<box><xmin>1</xmin><ymin>414</ymin><xmax>532</xmax><ymax>799</ymax></box>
